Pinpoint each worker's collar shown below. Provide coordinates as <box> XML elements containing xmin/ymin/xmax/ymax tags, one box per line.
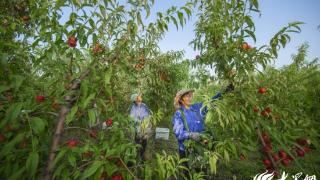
<box><xmin>134</xmin><ymin>102</ymin><xmax>143</xmax><ymax>107</ymax></box>
<box><xmin>181</xmin><ymin>105</ymin><xmax>196</xmax><ymax>111</ymax></box>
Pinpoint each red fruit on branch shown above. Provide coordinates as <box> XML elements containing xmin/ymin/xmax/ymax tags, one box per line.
<box><xmin>262</xmin><ymin>145</ymin><xmax>272</xmax><ymax>153</ymax></box>
<box><xmin>89</xmin><ymin>130</ymin><xmax>98</xmax><ymax>139</ymax></box>
<box><xmin>0</xmin><ymin>133</ymin><xmax>6</xmax><ymax>142</ymax></box>
<box><xmin>19</xmin><ymin>139</ymin><xmax>28</xmax><ymax>148</ymax></box>
<box><xmin>134</xmin><ymin>63</ymin><xmax>144</xmax><ymax>71</ymax></box>
<box><xmin>265</xmin><ymin>107</ymin><xmax>272</xmax><ymax>113</ymax></box>
<box><xmin>264</xmin><ymin>138</ymin><xmax>271</xmax><ymax>144</ymax></box>
<box><xmin>67</xmin><ymin>139</ymin><xmax>78</xmax><ymax>148</ymax></box>
<box><xmin>67</xmin><ymin>36</ymin><xmax>77</xmax><ymax>48</ymax></box>
<box><xmin>242</xmin><ymin>42</ymin><xmax>252</xmax><ymax>51</ymax></box>
<box><xmin>5</xmin><ymin>125</ymin><xmax>14</xmax><ymax>132</ymax></box>
<box><xmin>240</xmin><ymin>154</ymin><xmax>246</xmax><ymax>160</ymax></box>
<box><xmin>112</xmin><ymin>174</ymin><xmax>124</xmax><ymax>180</ymax></box>
<box><xmin>296</xmin><ymin>138</ymin><xmax>308</xmax><ymax>146</ymax></box>
<box><xmin>5</xmin><ymin>92</ymin><xmax>13</xmax><ymax>102</ymax></box>
<box><xmin>253</xmin><ymin>106</ymin><xmax>259</xmax><ymax>113</ymax></box>
<box><xmin>106</xmin><ymin>118</ymin><xmax>113</xmax><ymax>127</ymax></box>
<box><xmin>303</xmin><ymin>147</ymin><xmax>311</xmax><ymax>153</ymax></box>
<box><xmin>203</xmin><ymin>139</ymin><xmax>208</xmax><ymax>145</ymax></box>
<box><xmin>287</xmin><ymin>155</ymin><xmax>294</xmax><ymax>161</ymax></box>
<box><xmin>99</xmin><ymin>172</ymin><xmax>107</xmax><ymax>180</ymax></box>
<box><xmin>296</xmin><ymin>149</ymin><xmax>305</xmax><ymax>157</ymax></box>
<box><xmin>281</xmin><ymin>159</ymin><xmax>290</xmax><ymax>166</ymax></box>
<box><xmin>51</xmin><ymin>101</ymin><xmax>59</xmax><ymax>110</ymax></box>
<box><xmin>263</xmin><ymin>159</ymin><xmax>271</xmax><ymax>167</ymax></box>
<box><xmin>159</xmin><ymin>72</ymin><xmax>169</xmax><ymax>82</ymax></box>
<box><xmin>82</xmin><ymin>151</ymin><xmax>93</xmax><ymax>158</ymax></box>
<box><xmin>21</xmin><ymin>15</ymin><xmax>30</xmax><ymax>23</ymax></box>
<box><xmin>272</xmin><ymin>154</ymin><xmax>279</xmax><ymax>162</ymax></box>
<box><xmin>35</xmin><ymin>95</ymin><xmax>45</xmax><ymax>103</ymax></box>
<box><xmin>115</xmin><ymin>159</ymin><xmax>123</xmax><ymax>167</ymax></box>
<box><xmin>258</xmin><ymin>87</ymin><xmax>267</xmax><ymax>94</ymax></box>
<box><xmin>261</xmin><ymin>132</ymin><xmax>269</xmax><ymax>139</ymax></box>
<box><xmin>261</xmin><ymin>110</ymin><xmax>269</xmax><ymax>117</ymax></box>
<box><xmin>262</xmin><ymin>133</ymin><xmax>270</xmax><ymax>143</ymax></box>
<box><xmin>278</xmin><ymin>150</ymin><xmax>287</xmax><ymax>159</ymax></box>
<box><xmin>273</xmin><ymin>115</ymin><xmax>280</xmax><ymax>121</ymax></box>
<box><xmin>92</xmin><ymin>43</ymin><xmax>103</xmax><ymax>54</ymax></box>
<box><xmin>6</xmin><ymin>95</ymin><xmax>13</xmax><ymax>102</ymax></box>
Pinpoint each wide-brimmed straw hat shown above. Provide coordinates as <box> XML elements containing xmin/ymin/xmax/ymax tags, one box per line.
<box><xmin>174</xmin><ymin>89</ymin><xmax>194</xmax><ymax>110</ymax></box>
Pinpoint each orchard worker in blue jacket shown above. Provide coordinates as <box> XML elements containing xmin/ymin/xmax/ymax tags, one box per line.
<box><xmin>173</xmin><ymin>83</ymin><xmax>235</xmax><ymax>156</ymax></box>
<box><xmin>172</xmin><ymin>89</ymin><xmax>222</xmax><ymax>160</ymax></box>
<box><xmin>130</xmin><ymin>93</ymin><xmax>151</xmax><ymax>160</ymax></box>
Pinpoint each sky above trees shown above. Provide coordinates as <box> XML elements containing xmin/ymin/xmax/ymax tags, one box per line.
<box><xmin>155</xmin><ymin>0</ymin><xmax>320</xmax><ymax>67</ymax></box>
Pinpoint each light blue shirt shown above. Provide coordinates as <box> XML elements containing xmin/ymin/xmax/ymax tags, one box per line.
<box><xmin>130</xmin><ymin>103</ymin><xmax>150</xmax><ymax>133</ymax></box>
<box><xmin>130</xmin><ymin>103</ymin><xmax>150</xmax><ymax>121</ymax></box>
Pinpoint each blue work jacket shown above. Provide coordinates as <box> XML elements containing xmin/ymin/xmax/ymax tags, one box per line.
<box><xmin>172</xmin><ymin>92</ymin><xmax>221</xmax><ymax>151</ymax></box>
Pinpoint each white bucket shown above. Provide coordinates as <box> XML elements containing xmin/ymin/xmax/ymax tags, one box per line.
<box><xmin>155</xmin><ymin>127</ymin><xmax>170</xmax><ymax>140</ymax></box>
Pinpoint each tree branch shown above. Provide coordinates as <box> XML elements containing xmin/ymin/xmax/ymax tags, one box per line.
<box><xmin>108</xmin><ymin>156</ymin><xmax>138</xmax><ymax>180</ymax></box>
<box><xmin>44</xmin><ymin>69</ymin><xmax>91</xmax><ymax>180</ymax></box>
<box><xmin>255</xmin><ymin>122</ymin><xmax>279</xmax><ymax>173</ymax></box>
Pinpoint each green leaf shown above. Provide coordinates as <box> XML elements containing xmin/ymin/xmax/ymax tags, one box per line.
<box><xmin>156</xmin><ymin>154</ymin><xmax>165</xmax><ymax>179</ymax></box>
<box><xmin>82</xmin><ymin>93</ymin><xmax>95</xmax><ymax>109</ymax></box>
<box><xmin>280</xmin><ymin>35</ymin><xmax>287</xmax><ymax>47</ymax></box>
<box><xmin>53</xmin><ymin>149</ymin><xmax>67</xmax><ymax>168</ymax></box>
<box><xmin>53</xmin><ymin>164</ymin><xmax>65</xmax><ymax>179</ymax></box>
<box><xmin>105</xmin><ymin>163</ymin><xmax>117</xmax><ymax>178</ymax></box>
<box><xmin>81</xmin><ymin>161</ymin><xmax>104</xmax><ymax>179</ymax></box>
<box><xmin>224</xmin><ymin>149</ymin><xmax>230</xmax><ymax>163</ymax></box>
<box><xmin>1</xmin><ymin>133</ymin><xmax>25</xmax><ymax>156</ymax></box>
<box><xmin>177</xmin><ymin>12</ymin><xmax>184</xmax><ymax>27</ymax></box>
<box><xmin>117</xmin><ymin>5</ymin><xmax>124</xmax><ymax>12</ymax></box>
<box><xmin>0</xmin><ymin>85</ymin><xmax>10</xmax><ymax>94</ymax></box>
<box><xmin>104</xmin><ymin>70</ymin><xmax>112</xmax><ymax>84</ymax></box>
<box><xmin>181</xmin><ymin>7</ymin><xmax>191</xmax><ymax>19</ymax></box>
<box><xmin>170</xmin><ymin>16</ymin><xmax>178</xmax><ymax>30</ymax></box>
<box><xmin>8</xmin><ymin>167</ymin><xmax>26</xmax><ymax>180</ymax></box>
<box><xmin>55</xmin><ymin>0</ymin><xmax>66</xmax><ymax>10</ymax></box>
<box><xmin>137</xmin><ymin>11</ymin><xmax>143</xmax><ymax>28</ymax></box>
<box><xmin>66</xmin><ymin>106</ymin><xmax>78</xmax><ymax>124</ymax></box>
<box><xmin>68</xmin><ymin>154</ymin><xmax>77</xmax><ymax>167</ymax></box>
<box><xmin>81</xmin><ymin>80</ymin><xmax>89</xmax><ymax>98</ymax></box>
<box><xmin>244</xmin><ymin>16</ymin><xmax>254</xmax><ymax>28</ymax></box>
<box><xmin>92</xmin><ymin>33</ymin><xmax>97</xmax><ymax>44</ymax></box>
<box><xmin>88</xmin><ymin>109</ymin><xmax>96</xmax><ymax>125</ymax></box>
<box><xmin>99</xmin><ymin>5</ymin><xmax>106</xmax><ymax>18</ymax></box>
<box><xmin>157</xmin><ymin>21</ymin><xmax>164</xmax><ymax>32</ymax></box>
<box><xmin>26</xmin><ymin>152</ymin><xmax>39</xmax><ymax>177</ymax></box>
<box><xmin>157</xmin><ymin>12</ymin><xmax>163</xmax><ymax>19</ymax></box>
<box><xmin>89</xmin><ymin>19</ymin><xmax>95</xmax><ymax>29</ymax></box>
<box><xmin>209</xmin><ymin>153</ymin><xmax>218</xmax><ymax>174</ymax></box>
<box><xmin>30</xmin><ymin>117</ymin><xmax>46</xmax><ymax>134</ymax></box>
<box><xmin>2</xmin><ymin>103</ymin><xmax>22</xmax><ymax>126</ymax></box>
<box><xmin>250</xmin><ymin>0</ymin><xmax>259</xmax><ymax>10</ymax></box>
<box><xmin>69</xmin><ymin>12</ymin><xmax>77</xmax><ymax>23</ymax></box>
<box><xmin>12</xmin><ymin>75</ymin><xmax>24</xmax><ymax>90</ymax></box>
<box><xmin>244</xmin><ymin>30</ymin><xmax>256</xmax><ymax>42</ymax></box>
<box><xmin>163</xmin><ymin>22</ymin><xmax>168</xmax><ymax>31</ymax></box>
